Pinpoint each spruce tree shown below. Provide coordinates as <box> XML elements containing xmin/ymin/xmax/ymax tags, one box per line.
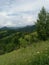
<box><xmin>46</xmin><ymin>13</ymin><xmax>49</xmax><ymax>37</ymax></box>
<box><xmin>36</xmin><ymin>7</ymin><xmax>47</xmax><ymax>40</ymax></box>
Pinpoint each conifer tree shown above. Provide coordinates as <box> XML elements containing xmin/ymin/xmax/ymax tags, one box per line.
<box><xmin>36</xmin><ymin>7</ymin><xmax>47</xmax><ymax>40</ymax></box>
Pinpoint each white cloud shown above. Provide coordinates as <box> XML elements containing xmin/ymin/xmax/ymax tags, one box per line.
<box><xmin>0</xmin><ymin>12</ymin><xmax>7</xmax><ymax>17</ymax></box>
<box><xmin>0</xmin><ymin>0</ymin><xmax>49</xmax><ymax>27</ymax></box>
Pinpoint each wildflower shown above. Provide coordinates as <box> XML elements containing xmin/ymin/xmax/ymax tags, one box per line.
<box><xmin>37</xmin><ymin>51</ymin><xmax>40</xmax><ymax>54</ymax></box>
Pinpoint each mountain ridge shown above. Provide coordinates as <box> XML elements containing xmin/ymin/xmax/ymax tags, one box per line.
<box><xmin>0</xmin><ymin>25</ymin><xmax>35</xmax><ymax>32</ymax></box>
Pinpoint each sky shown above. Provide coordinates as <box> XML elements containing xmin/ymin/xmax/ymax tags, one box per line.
<box><xmin>0</xmin><ymin>0</ymin><xmax>49</xmax><ymax>27</ymax></box>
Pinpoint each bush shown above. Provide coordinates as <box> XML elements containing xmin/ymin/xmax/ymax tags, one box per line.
<box><xmin>30</xmin><ymin>32</ymin><xmax>38</xmax><ymax>42</ymax></box>
<box><xmin>19</xmin><ymin>37</ymin><xmax>28</xmax><ymax>48</ymax></box>
<box><xmin>5</xmin><ymin>43</ymin><xmax>16</xmax><ymax>52</ymax></box>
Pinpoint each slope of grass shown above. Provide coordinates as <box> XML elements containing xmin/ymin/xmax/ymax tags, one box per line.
<box><xmin>0</xmin><ymin>40</ymin><xmax>49</xmax><ymax>65</ymax></box>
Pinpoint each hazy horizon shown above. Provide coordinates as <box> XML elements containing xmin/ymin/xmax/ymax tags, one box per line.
<box><xmin>0</xmin><ymin>0</ymin><xmax>49</xmax><ymax>27</ymax></box>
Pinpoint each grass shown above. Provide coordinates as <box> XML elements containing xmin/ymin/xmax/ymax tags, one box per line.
<box><xmin>0</xmin><ymin>40</ymin><xmax>49</xmax><ymax>65</ymax></box>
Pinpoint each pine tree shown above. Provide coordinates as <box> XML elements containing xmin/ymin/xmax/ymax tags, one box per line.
<box><xmin>46</xmin><ymin>13</ymin><xmax>49</xmax><ymax>37</ymax></box>
<box><xmin>36</xmin><ymin>7</ymin><xmax>47</xmax><ymax>40</ymax></box>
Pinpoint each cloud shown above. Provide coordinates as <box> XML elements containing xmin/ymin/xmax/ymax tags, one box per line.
<box><xmin>0</xmin><ymin>0</ymin><xmax>49</xmax><ymax>27</ymax></box>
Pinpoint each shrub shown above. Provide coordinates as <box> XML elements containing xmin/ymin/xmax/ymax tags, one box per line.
<box><xmin>19</xmin><ymin>37</ymin><xmax>28</xmax><ymax>48</ymax></box>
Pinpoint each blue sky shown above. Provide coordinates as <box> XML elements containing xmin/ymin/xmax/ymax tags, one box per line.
<box><xmin>0</xmin><ymin>0</ymin><xmax>49</xmax><ymax>27</ymax></box>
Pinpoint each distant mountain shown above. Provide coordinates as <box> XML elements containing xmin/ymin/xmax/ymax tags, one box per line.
<box><xmin>15</xmin><ymin>25</ymin><xmax>35</xmax><ymax>32</ymax></box>
<box><xmin>0</xmin><ymin>25</ymin><xmax>35</xmax><ymax>32</ymax></box>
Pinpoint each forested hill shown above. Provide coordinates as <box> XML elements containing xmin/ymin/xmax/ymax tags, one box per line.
<box><xmin>0</xmin><ymin>25</ymin><xmax>36</xmax><ymax>55</ymax></box>
<box><xmin>0</xmin><ymin>25</ymin><xmax>35</xmax><ymax>32</ymax></box>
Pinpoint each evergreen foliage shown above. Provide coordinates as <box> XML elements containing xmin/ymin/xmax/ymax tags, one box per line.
<box><xmin>36</xmin><ymin>7</ymin><xmax>49</xmax><ymax>40</ymax></box>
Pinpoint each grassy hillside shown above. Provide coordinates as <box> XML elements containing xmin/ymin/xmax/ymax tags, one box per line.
<box><xmin>0</xmin><ymin>40</ymin><xmax>49</xmax><ymax>65</ymax></box>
